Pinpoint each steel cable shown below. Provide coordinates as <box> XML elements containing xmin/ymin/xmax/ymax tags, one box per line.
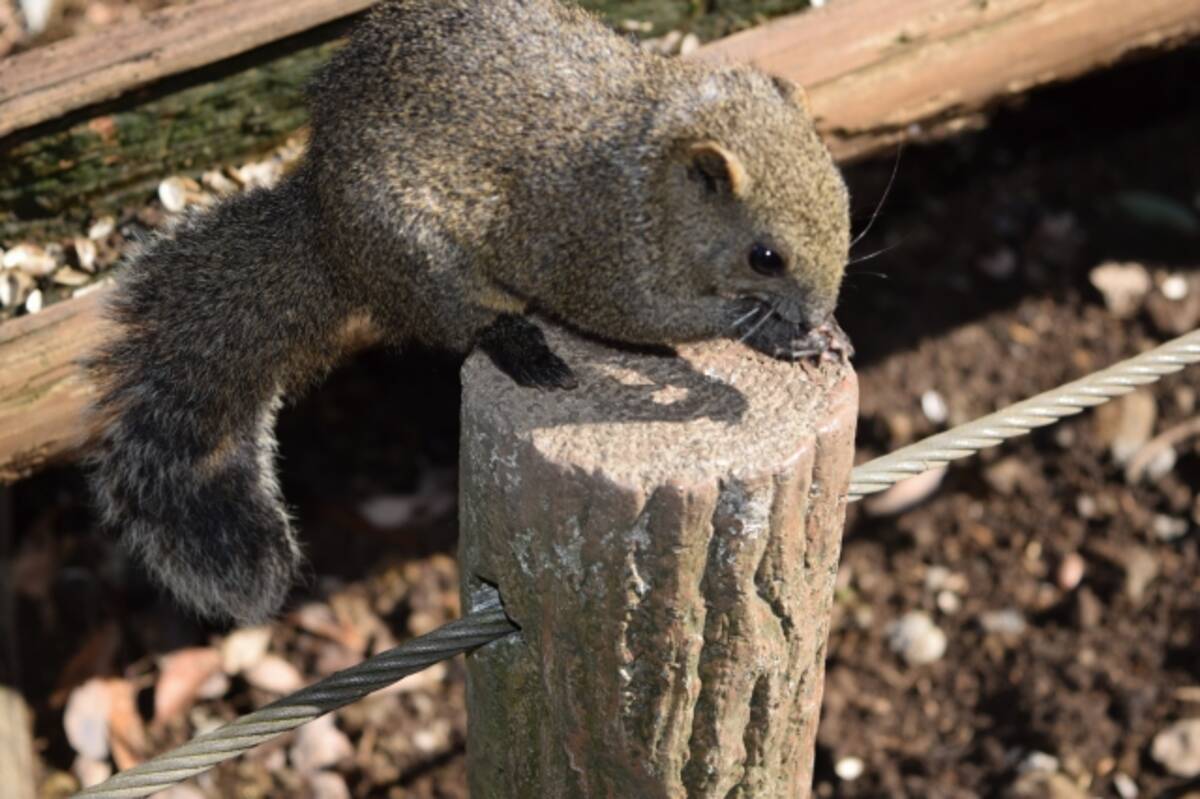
<box><xmin>75</xmin><ymin>329</ymin><xmax>1200</xmax><ymax>797</ymax></box>
<box><xmin>75</xmin><ymin>604</ymin><xmax>517</xmax><ymax>798</ymax></box>
<box><xmin>847</xmin><ymin>329</ymin><xmax>1200</xmax><ymax>501</ymax></box>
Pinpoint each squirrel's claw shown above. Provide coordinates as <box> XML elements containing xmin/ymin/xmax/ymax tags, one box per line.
<box><xmin>478</xmin><ymin>314</ymin><xmax>579</xmax><ymax>390</ymax></box>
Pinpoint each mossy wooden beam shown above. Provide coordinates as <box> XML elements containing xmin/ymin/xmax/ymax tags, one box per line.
<box><xmin>3</xmin><ymin>0</ymin><xmax>1200</xmax><ymax>480</ymax></box>
<box><xmin>0</xmin><ymin>37</ymin><xmax>342</xmax><ymax>241</ymax></box>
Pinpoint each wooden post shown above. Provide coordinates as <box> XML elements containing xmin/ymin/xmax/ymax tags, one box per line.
<box><xmin>458</xmin><ymin>325</ymin><xmax>857</xmax><ymax>798</ymax></box>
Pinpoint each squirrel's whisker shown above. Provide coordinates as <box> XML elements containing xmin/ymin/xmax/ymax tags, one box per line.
<box><xmin>849</xmin><ymin>144</ymin><xmax>902</xmax><ymax>250</ymax></box>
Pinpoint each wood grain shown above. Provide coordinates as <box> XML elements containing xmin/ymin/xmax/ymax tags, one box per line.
<box><xmin>460</xmin><ymin>326</ymin><xmax>857</xmax><ymax>797</ymax></box>
<box><xmin>0</xmin><ymin>0</ymin><xmax>373</xmax><ymax>138</ymax></box>
<box><xmin>698</xmin><ymin>0</ymin><xmax>1200</xmax><ymax>160</ymax></box>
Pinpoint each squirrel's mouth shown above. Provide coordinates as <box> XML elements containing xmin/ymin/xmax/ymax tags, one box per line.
<box><xmin>728</xmin><ymin>296</ymin><xmax>854</xmax><ymax>363</ymax></box>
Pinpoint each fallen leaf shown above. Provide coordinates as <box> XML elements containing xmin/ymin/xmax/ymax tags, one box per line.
<box><xmin>106</xmin><ymin>679</ymin><xmax>147</xmax><ymax>771</ymax></box>
<box><xmin>219</xmin><ymin>626</ymin><xmax>273</xmax><ymax>675</ymax></box>
<box><xmin>290</xmin><ymin>715</ymin><xmax>353</xmax><ymax>773</ymax></box>
<box><xmin>155</xmin><ymin>648</ymin><xmax>222</xmax><ymax>725</ymax></box>
<box><xmin>244</xmin><ymin>655</ymin><xmax>304</xmax><ymax>695</ymax></box>
<box><xmin>64</xmin><ymin>679</ymin><xmax>111</xmax><ymax>761</ymax></box>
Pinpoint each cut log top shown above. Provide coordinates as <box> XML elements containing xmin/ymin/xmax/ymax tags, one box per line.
<box><xmin>461</xmin><ymin>326</ymin><xmax>854</xmax><ymax>489</ymax></box>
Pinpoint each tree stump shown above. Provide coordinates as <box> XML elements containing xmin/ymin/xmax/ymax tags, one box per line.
<box><xmin>459</xmin><ymin>325</ymin><xmax>857</xmax><ymax>798</ymax></box>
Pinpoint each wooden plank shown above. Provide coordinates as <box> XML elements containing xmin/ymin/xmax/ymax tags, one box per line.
<box><xmin>0</xmin><ymin>287</ymin><xmax>107</xmax><ymax>481</ymax></box>
<box><xmin>698</xmin><ymin>0</ymin><xmax>1200</xmax><ymax>160</ymax></box>
<box><xmin>2</xmin><ymin>0</ymin><xmax>1200</xmax><ymax>480</ymax></box>
<box><xmin>0</xmin><ymin>0</ymin><xmax>374</xmax><ymax>138</ymax></box>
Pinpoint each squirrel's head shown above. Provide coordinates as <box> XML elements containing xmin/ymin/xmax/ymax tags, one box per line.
<box><xmin>648</xmin><ymin>66</ymin><xmax>851</xmax><ymax>360</ymax></box>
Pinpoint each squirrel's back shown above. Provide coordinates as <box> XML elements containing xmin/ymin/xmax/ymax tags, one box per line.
<box><xmin>88</xmin><ymin>0</ymin><xmax>852</xmax><ymax>624</ymax></box>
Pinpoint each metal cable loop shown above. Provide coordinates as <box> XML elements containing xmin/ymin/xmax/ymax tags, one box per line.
<box><xmin>75</xmin><ymin>606</ymin><xmax>517</xmax><ymax>799</ymax></box>
<box><xmin>848</xmin><ymin>329</ymin><xmax>1200</xmax><ymax>502</ymax></box>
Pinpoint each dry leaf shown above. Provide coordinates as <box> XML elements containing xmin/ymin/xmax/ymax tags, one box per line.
<box><xmin>244</xmin><ymin>655</ymin><xmax>304</xmax><ymax>695</ymax></box>
<box><xmin>289</xmin><ymin>715</ymin><xmax>353</xmax><ymax>773</ymax></box>
<box><xmin>106</xmin><ymin>679</ymin><xmax>147</xmax><ymax>771</ymax></box>
<box><xmin>219</xmin><ymin>626</ymin><xmax>273</xmax><ymax>675</ymax></box>
<box><xmin>154</xmin><ymin>648</ymin><xmax>221</xmax><ymax>725</ymax></box>
<box><xmin>307</xmin><ymin>771</ymin><xmax>352</xmax><ymax>799</ymax></box>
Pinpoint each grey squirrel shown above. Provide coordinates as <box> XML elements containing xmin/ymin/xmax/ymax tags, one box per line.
<box><xmin>87</xmin><ymin>0</ymin><xmax>852</xmax><ymax>625</ymax></box>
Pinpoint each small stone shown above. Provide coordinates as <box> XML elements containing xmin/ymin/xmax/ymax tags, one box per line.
<box><xmin>201</xmin><ymin>169</ymin><xmax>240</xmax><ymax>196</ymax></box>
<box><xmin>921</xmin><ymin>390</ymin><xmax>948</xmax><ymax>425</ymax></box>
<box><xmin>679</xmin><ymin>33</ymin><xmax>701</xmax><ymax>56</ymax></box>
<box><xmin>834</xmin><ymin>756</ymin><xmax>865</xmax><ymax>781</ymax></box>
<box><xmin>980</xmin><ymin>608</ymin><xmax>1027</xmax><ymax>637</ymax></box>
<box><xmin>1018</xmin><ymin>751</ymin><xmax>1060</xmax><ymax>775</ymax></box>
<box><xmin>1123</xmin><ymin>546</ymin><xmax>1159</xmax><ymax>603</ymax></box>
<box><xmin>53</xmin><ymin>266</ymin><xmax>91</xmax><ymax>287</ymax></box>
<box><xmin>0</xmin><ymin>270</ymin><xmax>33</xmax><ymax>308</ymax></box>
<box><xmin>1113</xmin><ymin>772</ymin><xmax>1139</xmax><ymax>799</ymax></box>
<box><xmin>1089</xmin><ymin>262</ymin><xmax>1151</xmax><ymax>318</ymax></box>
<box><xmin>1075</xmin><ymin>495</ymin><xmax>1098</xmax><ymax>519</ymax></box>
<box><xmin>158</xmin><ymin>177</ymin><xmax>191</xmax><ymax>213</ymax></box>
<box><xmin>936</xmin><ymin>590</ymin><xmax>961</xmax><ymax>614</ymax></box>
<box><xmin>87</xmin><ymin>216</ymin><xmax>116</xmax><ymax>241</ymax></box>
<box><xmin>73</xmin><ymin>237</ymin><xmax>98</xmax><ymax>272</ymax></box>
<box><xmin>1151</xmin><ymin>718</ymin><xmax>1200</xmax><ymax>777</ymax></box>
<box><xmin>1163</xmin><ymin>274</ymin><xmax>1190</xmax><ymax>300</ymax></box>
<box><xmin>1056</xmin><ymin>552</ymin><xmax>1085</xmax><ymax>591</ymax></box>
<box><xmin>232</xmin><ymin>160</ymin><xmax>283</xmax><ymax>190</ymax></box>
<box><xmin>24</xmin><ymin>288</ymin><xmax>43</xmax><ymax>314</ymax></box>
<box><xmin>3</xmin><ymin>243</ymin><xmax>58</xmax><ymax>277</ymax></box>
<box><xmin>619</xmin><ymin>19</ymin><xmax>653</xmax><ymax>33</ymax></box>
<box><xmin>1153</xmin><ymin>514</ymin><xmax>1189</xmax><ymax>542</ymax></box>
<box><xmin>978</xmin><ymin>248</ymin><xmax>1017</xmax><ymax>280</ymax></box>
<box><xmin>1074</xmin><ymin>588</ymin><xmax>1103</xmax><ymax>629</ymax></box>
<box><xmin>886</xmin><ymin>611</ymin><xmax>947</xmax><ymax>666</ymax></box>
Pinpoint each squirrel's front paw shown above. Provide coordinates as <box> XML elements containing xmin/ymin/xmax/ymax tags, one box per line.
<box><xmin>477</xmin><ymin>314</ymin><xmax>579</xmax><ymax>390</ymax></box>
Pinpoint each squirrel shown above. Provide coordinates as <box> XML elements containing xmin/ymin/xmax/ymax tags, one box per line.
<box><xmin>86</xmin><ymin>0</ymin><xmax>852</xmax><ymax>625</ymax></box>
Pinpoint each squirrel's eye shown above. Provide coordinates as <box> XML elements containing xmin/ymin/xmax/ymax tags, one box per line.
<box><xmin>749</xmin><ymin>244</ymin><xmax>786</xmax><ymax>277</ymax></box>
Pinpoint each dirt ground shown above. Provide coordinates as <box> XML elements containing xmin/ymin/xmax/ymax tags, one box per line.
<box><xmin>3</xmin><ymin>7</ymin><xmax>1200</xmax><ymax>799</ymax></box>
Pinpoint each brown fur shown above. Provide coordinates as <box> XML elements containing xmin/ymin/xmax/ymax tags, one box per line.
<box><xmin>87</xmin><ymin>0</ymin><xmax>851</xmax><ymax>624</ymax></box>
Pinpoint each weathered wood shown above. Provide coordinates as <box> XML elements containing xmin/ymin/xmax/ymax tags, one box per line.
<box><xmin>0</xmin><ymin>43</ymin><xmax>334</xmax><ymax>241</ymax></box>
<box><xmin>0</xmin><ymin>0</ymin><xmax>373</xmax><ymax>138</ymax></box>
<box><xmin>7</xmin><ymin>0</ymin><xmax>1200</xmax><ymax>241</ymax></box>
<box><xmin>0</xmin><ymin>286</ymin><xmax>107</xmax><ymax>482</ymax></box>
<box><xmin>459</xmin><ymin>326</ymin><xmax>858</xmax><ymax>798</ymax></box>
<box><xmin>4</xmin><ymin>0</ymin><xmax>1200</xmax><ymax>479</ymax></box>
<box><xmin>0</xmin><ymin>686</ymin><xmax>36</xmax><ymax>799</ymax></box>
<box><xmin>699</xmin><ymin>0</ymin><xmax>1200</xmax><ymax>161</ymax></box>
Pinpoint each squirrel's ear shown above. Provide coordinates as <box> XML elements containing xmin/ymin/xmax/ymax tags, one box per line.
<box><xmin>688</xmin><ymin>141</ymin><xmax>750</xmax><ymax>197</ymax></box>
<box><xmin>771</xmin><ymin>75</ymin><xmax>811</xmax><ymax>114</ymax></box>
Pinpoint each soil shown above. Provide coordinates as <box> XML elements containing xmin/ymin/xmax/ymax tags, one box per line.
<box><xmin>3</xmin><ymin>10</ymin><xmax>1200</xmax><ymax>799</ymax></box>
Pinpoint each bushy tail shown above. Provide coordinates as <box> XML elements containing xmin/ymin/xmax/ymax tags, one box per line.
<box><xmin>87</xmin><ymin>174</ymin><xmax>349</xmax><ymax>625</ymax></box>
